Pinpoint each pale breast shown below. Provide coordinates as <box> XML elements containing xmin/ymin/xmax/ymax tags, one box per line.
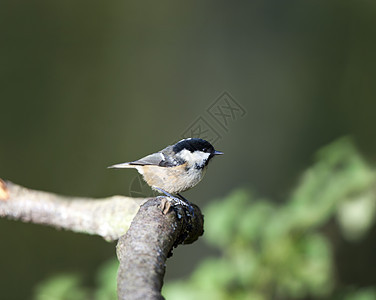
<box><xmin>141</xmin><ymin>163</ymin><xmax>206</xmax><ymax>194</ymax></box>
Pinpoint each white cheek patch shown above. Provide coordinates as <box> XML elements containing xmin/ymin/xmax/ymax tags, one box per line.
<box><xmin>178</xmin><ymin>149</ymin><xmax>210</xmax><ymax>167</ymax></box>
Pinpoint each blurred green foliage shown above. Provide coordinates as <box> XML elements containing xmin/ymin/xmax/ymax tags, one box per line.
<box><xmin>163</xmin><ymin>137</ymin><xmax>376</xmax><ymax>300</ymax></box>
<box><xmin>34</xmin><ymin>259</ymin><xmax>118</xmax><ymax>300</ymax></box>
<box><xmin>33</xmin><ymin>138</ymin><xmax>376</xmax><ymax>300</ymax></box>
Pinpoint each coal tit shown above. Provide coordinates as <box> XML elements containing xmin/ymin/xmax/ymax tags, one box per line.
<box><xmin>108</xmin><ymin>138</ymin><xmax>223</xmax><ymax>206</ymax></box>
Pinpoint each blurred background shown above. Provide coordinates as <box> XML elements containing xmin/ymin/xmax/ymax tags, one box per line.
<box><xmin>1</xmin><ymin>0</ymin><xmax>376</xmax><ymax>299</ymax></box>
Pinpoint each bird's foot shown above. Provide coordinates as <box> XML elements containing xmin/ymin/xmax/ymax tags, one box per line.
<box><xmin>177</xmin><ymin>193</ymin><xmax>195</xmax><ymax>217</ymax></box>
<box><xmin>154</xmin><ymin>188</ymin><xmax>194</xmax><ymax>216</ymax></box>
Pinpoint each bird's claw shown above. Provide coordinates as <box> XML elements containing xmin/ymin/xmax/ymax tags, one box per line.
<box><xmin>154</xmin><ymin>187</ymin><xmax>195</xmax><ymax>217</ymax></box>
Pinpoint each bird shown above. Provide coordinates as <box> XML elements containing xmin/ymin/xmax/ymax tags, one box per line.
<box><xmin>108</xmin><ymin>138</ymin><xmax>223</xmax><ymax>207</ymax></box>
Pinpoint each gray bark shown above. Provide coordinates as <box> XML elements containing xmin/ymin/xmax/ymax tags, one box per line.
<box><xmin>0</xmin><ymin>179</ymin><xmax>204</xmax><ymax>299</ymax></box>
<box><xmin>0</xmin><ymin>180</ymin><xmax>147</xmax><ymax>241</ymax></box>
<box><xmin>117</xmin><ymin>198</ymin><xmax>204</xmax><ymax>300</ymax></box>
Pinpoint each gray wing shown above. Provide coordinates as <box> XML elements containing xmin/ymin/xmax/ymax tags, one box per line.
<box><xmin>131</xmin><ymin>145</ymin><xmax>185</xmax><ymax>167</ymax></box>
<box><xmin>108</xmin><ymin>145</ymin><xmax>184</xmax><ymax>168</ymax></box>
<box><xmin>129</xmin><ymin>152</ymin><xmax>166</xmax><ymax>166</ymax></box>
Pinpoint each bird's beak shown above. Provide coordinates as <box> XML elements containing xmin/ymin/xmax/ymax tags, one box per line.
<box><xmin>214</xmin><ymin>150</ymin><xmax>224</xmax><ymax>155</ymax></box>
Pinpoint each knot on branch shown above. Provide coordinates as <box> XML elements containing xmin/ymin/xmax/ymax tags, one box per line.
<box><xmin>169</xmin><ymin>200</ymin><xmax>204</xmax><ymax>248</ymax></box>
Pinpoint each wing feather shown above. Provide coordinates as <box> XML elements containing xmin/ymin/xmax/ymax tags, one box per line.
<box><xmin>128</xmin><ymin>152</ymin><xmax>165</xmax><ymax>166</ymax></box>
<box><xmin>108</xmin><ymin>145</ymin><xmax>184</xmax><ymax>168</ymax></box>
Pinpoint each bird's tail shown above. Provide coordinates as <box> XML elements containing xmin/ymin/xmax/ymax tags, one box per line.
<box><xmin>107</xmin><ymin>162</ymin><xmax>135</xmax><ymax>169</ymax></box>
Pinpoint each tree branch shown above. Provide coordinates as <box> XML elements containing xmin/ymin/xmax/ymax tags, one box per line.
<box><xmin>0</xmin><ymin>179</ymin><xmax>147</xmax><ymax>241</ymax></box>
<box><xmin>0</xmin><ymin>179</ymin><xmax>205</xmax><ymax>299</ymax></box>
<box><xmin>116</xmin><ymin>198</ymin><xmax>204</xmax><ymax>300</ymax></box>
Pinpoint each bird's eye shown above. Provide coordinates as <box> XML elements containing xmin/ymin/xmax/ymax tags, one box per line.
<box><xmin>202</xmin><ymin>148</ymin><xmax>207</xmax><ymax>152</ymax></box>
